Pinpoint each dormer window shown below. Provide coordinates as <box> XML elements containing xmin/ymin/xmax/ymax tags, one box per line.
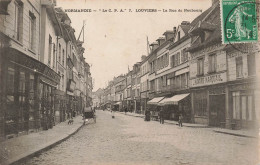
<box><xmin>200</xmin><ymin>32</ymin><xmax>205</xmax><ymax>43</ymax></box>
<box><xmin>178</xmin><ymin>31</ymin><xmax>181</xmax><ymax>41</ymax></box>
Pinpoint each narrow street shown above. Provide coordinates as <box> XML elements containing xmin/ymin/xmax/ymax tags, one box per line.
<box><xmin>24</xmin><ymin>110</ymin><xmax>258</xmax><ymax>165</ymax></box>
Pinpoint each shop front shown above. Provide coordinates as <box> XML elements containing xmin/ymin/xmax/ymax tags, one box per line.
<box><xmin>134</xmin><ymin>97</ymin><xmax>141</xmax><ymax>113</ymax></box>
<box><xmin>228</xmin><ymin>80</ymin><xmax>258</xmax><ymax>129</ymax></box>
<box><xmin>0</xmin><ymin>48</ymin><xmax>60</xmax><ymax>138</ymax></box>
<box><xmin>54</xmin><ymin>89</ymin><xmax>66</xmax><ymax>123</ymax></box>
<box><xmin>159</xmin><ymin>94</ymin><xmax>191</xmax><ymax>121</ymax></box>
<box><xmin>147</xmin><ymin>97</ymin><xmax>164</xmax><ymax>119</ymax></box>
<box><xmin>191</xmin><ymin>85</ymin><xmax>227</xmax><ymax>127</ymax></box>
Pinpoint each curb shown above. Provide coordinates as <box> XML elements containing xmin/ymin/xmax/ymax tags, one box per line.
<box><xmin>121</xmin><ymin>112</ymin><xmax>208</xmax><ymax>128</ymax></box>
<box><xmin>118</xmin><ymin>112</ymin><xmax>255</xmax><ymax>137</ymax></box>
<box><xmin>213</xmin><ymin>130</ymin><xmax>257</xmax><ymax>138</ymax></box>
<box><xmin>9</xmin><ymin>123</ymin><xmax>84</xmax><ymax>165</ymax></box>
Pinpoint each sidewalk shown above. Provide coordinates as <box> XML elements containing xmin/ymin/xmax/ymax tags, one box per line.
<box><xmin>0</xmin><ymin>115</ymin><xmax>84</xmax><ymax>165</ymax></box>
<box><xmin>117</xmin><ymin>111</ymin><xmax>258</xmax><ymax>138</ymax></box>
<box><xmin>118</xmin><ymin>111</ymin><xmax>207</xmax><ymax>128</ymax></box>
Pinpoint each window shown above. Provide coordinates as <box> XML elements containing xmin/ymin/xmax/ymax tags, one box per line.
<box><xmin>62</xmin><ymin>49</ymin><xmax>65</xmax><ymax>65</ymax></box>
<box><xmin>58</xmin><ymin>44</ymin><xmax>61</xmax><ymax>62</ymax></box>
<box><xmin>247</xmin><ymin>54</ymin><xmax>256</xmax><ymax>76</ymax></box>
<box><xmin>232</xmin><ymin>92</ymin><xmax>240</xmax><ymax>119</ymax></box>
<box><xmin>200</xmin><ymin>32</ymin><xmax>205</xmax><ymax>43</ymax></box>
<box><xmin>175</xmin><ymin>52</ymin><xmax>180</xmax><ymax>66</ymax></box>
<box><xmin>29</xmin><ymin>74</ymin><xmax>35</xmax><ymax>121</ymax></box>
<box><xmin>137</xmin><ymin>89</ymin><xmax>140</xmax><ymax>96</ymax></box>
<box><xmin>167</xmin><ymin>79</ymin><xmax>170</xmax><ymax>86</ymax></box>
<box><xmin>48</xmin><ymin>35</ymin><xmax>52</xmax><ymax>65</ymax></box>
<box><xmin>178</xmin><ymin>31</ymin><xmax>180</xmax><ymax>41</ymax></box>
<box><xmin>53</xmin><ymin>44</ymin><xmax>55</xmax><ymax>69</ymax></box>
<box><xmin>6</xmin><ymin>66</ymin><xmax>16</xmax><ymax>124</ymax></box>
<box><xmin>181</xmin><ymin>48</ymin><xmax>188</xmax><ymax>63</ymax></box>
<box><xmin>171</xmin><ymin>55</ymin><xmax>175</xmax><ymax>67</ymax></box>
<box><xmin>181</xmin><ymin>74</ymin><xmax>187</xmax><ymax>88</ymax></box>
<box><xmin>29</xmin><ymin>12</ymin><xmax>36</xmax><ymax>51</ymax></box>
<box><xmin>14</xmin><ymin>1</ymin><xmax>23</xmax><ymax>41</ymax></box>
<box><xmin>7</xmin><ymin>66</ymin><xmax>15</xmax><ymax>94</ymax></box>
<box><xmin>197</xmin><ymin>58</ymin><xmax>204</xmax><ymax>76</ymax></box>
<box><xmin>166</xmin><ymin>53</ymin><xmax>169</xmax><ymax>66</ymax></box>
<box><xmin>208</xmin><ymin>54</ymin><xmax>217</xmax><ymax>73</ymax></box>
<box><xmin>236</xmin><ymin>56</ymin><xmax>243</xmax><ymax>78</ymax></box>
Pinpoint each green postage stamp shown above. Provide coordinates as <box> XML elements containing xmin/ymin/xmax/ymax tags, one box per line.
<box><xmin>221</xmin><ymin>0</ymin><xmax>258</xmax><ymax>44</ymax></box>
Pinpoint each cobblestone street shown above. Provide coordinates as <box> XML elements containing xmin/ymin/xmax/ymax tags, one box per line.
<box><xmin>25</xmin><ymin>110</ymin><xmax>258</xmax><ymax>165</ymax></box>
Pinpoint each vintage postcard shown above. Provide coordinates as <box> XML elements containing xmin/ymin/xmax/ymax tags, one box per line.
<box><xmin>0</xmin><ymin>0</ymin><xmax>259</xmax><ymax>164</ymax></box>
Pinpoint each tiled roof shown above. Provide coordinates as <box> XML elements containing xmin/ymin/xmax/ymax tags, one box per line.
<box><xmin>180</xmin><ymin>25</ymin><xmax>192</xmax><ymax>35</ymax></box>
<box><xmin>187</xmin><ymin>3</ymin><xmax>221</xmax><ymax>52</ymax></box>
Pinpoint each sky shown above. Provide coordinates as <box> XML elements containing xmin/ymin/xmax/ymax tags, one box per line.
<box><xmin>57</xmin><ymin>0</ymin><xmax>212</xmax><ymax>91</ymax></box>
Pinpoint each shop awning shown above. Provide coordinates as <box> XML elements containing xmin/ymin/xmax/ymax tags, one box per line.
<box><xmin>114</xmin><ymin>102</ymin><xmax>121</xmax><ymax>105</ymax></box>
<box><xmin>147</xmin><ymin>97</ymin><xmax>164</xmax><ymax>105</ymax></box>
<box><xmin>159</xmin><ymin>93</ymin><xmax>190</xmax><ymax>105</ymax></box>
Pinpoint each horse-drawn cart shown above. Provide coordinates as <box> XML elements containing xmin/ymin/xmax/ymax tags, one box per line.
<box><xmin>83</xmin><ymin>107</ymin><xmax>96</xmax><ymax>124</ymax></box>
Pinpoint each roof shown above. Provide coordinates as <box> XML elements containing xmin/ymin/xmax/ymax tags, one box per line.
<box><xmin>180</xmin><ymin>25</ymin><xmax>192</xmax><ymax>35</ymax></box>
<box><xmin>46</xmin><ymin>6</ymin><xmax>62</xmax><ymax>36</ymax></box>
<box><xmin>187</xmin><ymin>3</ymin><xmax>221</xmax><ymax>52</ymax></box>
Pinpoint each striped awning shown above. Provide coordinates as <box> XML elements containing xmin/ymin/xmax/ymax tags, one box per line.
<box><xmin>147</xmin><ymin>97</ymin><xmax>164</xmax><ymax>105</ymax></box>
<box><xmin>159</xmin><ymin>93</ymin><xmax>190</xmax><ymax>105</ymax></box>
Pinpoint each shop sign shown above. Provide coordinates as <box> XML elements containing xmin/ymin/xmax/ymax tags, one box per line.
<box><xmin>227</xmin><ymin>51</ymin><xmax>247</xmax><ymax>59</ymax></box>
<box><xmin>229</xmin><ymin>83</ymin><xmax>256</xmax><ymax>91</ymax></box>
<box><xmin>8</xmin><ymin>51</ymin><xmax>45</xmax><ymax>72</ymax></box>
<box><xmin>191</xmin><ymin>72</ymin><xmax>227</xmax><ymax>88</ymax></box>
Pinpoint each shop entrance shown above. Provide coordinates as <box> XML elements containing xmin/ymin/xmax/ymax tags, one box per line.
<box><xmin>209</xmin><ymin>94</ymin><xmax>225</xmax><ymax>127</ymax></box>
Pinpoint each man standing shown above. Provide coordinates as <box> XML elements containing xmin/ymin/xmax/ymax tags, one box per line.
<box><xmin>124</xmin><ymin>106</ymin><xmax>127</xmax><ymax>114</ymax></box>
<box><xmin>159</xmin><ymin>108</ymin><xmax>164</xmax><ymax>124</ymax></box>
<box><xmin>179</xmin><ymin>113</ymin><xmax>183</xmax><ymax>127</ymax></box>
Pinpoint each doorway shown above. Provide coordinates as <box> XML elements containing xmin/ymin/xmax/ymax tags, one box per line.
<box><xmin>209</xmin><ymin>94</ymin><xmax>225</xmax><ymax>127</ymax></box>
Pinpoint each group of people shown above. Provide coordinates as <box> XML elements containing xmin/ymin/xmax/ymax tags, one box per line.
<box><xmin>145</xmin><ymin>108</ymin><xmax>183</xmax><ymax>127</ymax></box>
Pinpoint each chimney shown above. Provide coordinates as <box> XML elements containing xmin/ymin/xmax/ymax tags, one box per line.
<box><xmin>156</xmin><ymin>37</ymin><xmax>166</xmax><ymax>46</ymax></box>
<box><xmin>163</xmin><ymin>31</ymin><xmax>174</xmax><ymax>41</ymax></box>
<box><xmin>141</xmin><ymin>55</ymin><xmax>147</xmax><ymax>62</ymax></box>
<box><xmin>181</xmin><ymin>21</ymin><xmax>190</xmax><ymax>25</ymax></box>
<box><xmin>173</xmin><ymin>27</ymin><xmax>177</xmax><ymax>34</ymax></box>
<box><xmin>150</xmin><ymin>42</ymin><xmax>159</xmax><ymax>51</ymax></box>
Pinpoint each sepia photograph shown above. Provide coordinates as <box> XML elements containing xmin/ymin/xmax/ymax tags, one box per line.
<box><xmin>0</xmin><ymin>0</ymin><xmax>259</xmax><ymax>164</ymax></box>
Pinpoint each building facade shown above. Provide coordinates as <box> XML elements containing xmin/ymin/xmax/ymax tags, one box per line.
<box><xmin>0</xmin><ymin>0</ymin><xmax>92</xmax><ymax>140</ymax></box>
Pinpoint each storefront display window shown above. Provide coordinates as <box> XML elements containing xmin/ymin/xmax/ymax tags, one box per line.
<box><xmin>241</xmin><ymin>96</ymin><xmax>247</xmax><ymax>120</ymax></box>
<box><xmin>6</xmin><ymin>66</ymin><xmax>15</xmax><ymax>123</ymax></box>
<box><xmin>233</xmin><ymin>91</ymin><xmax>255</xmax><ymax>121</ymax></box>
<box><xmin>248</xmin><ymin>96</ymin><xmax>253</xmax><ymax>120</ymax></box>
<box><xmin>18</xmin><ymin>70</ymin><xmax>26</xmax><ymax>123</ymax></box>
<box><xmin>29</xmin><ymin>74</ymin><xmax>34</xmax><ymax>121</ymax></box>
<box><xmin>232</xmin><ymin>92</ymin><xmax>240</xmax><ymax>120</ymax></box>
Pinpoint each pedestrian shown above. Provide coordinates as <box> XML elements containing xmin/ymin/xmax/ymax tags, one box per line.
<box><xmin>145</xmin><ymin>110</ymin><xmax>150</xmax><ymax>121</ymax></box>
<box><xmin>124</xmin><ymin>106</ymin><xmax>127</xmax><ymax>114</ymax></box>
<box><xmin>159</xmin><ymin>108</ymin><xmax>164</xmax><ymax>124</ymax></box>
<box><xmin>179</xmin><ymin>114</ymin><xmax>183</xmax><ymax>127</ymax></box>
<box><xmin>111</xmin><ymin>108</ymin><xmax>115</xmax><ymax>118</ymax></box>
<box><xmin>73</xmin><ymin>110</ymin><xmax>76</xmax><ymax>117</ymax></box>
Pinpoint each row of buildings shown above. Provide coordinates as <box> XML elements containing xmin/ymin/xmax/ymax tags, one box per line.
<box><xmin>97</xmin><ymin>0</ymin><xmax>259</xmax><ymax>130</ymax></box>
<box><xmin>0</xmin><ymin>0</ymin><xmax>93</xmax><ymax>140</ymax></box>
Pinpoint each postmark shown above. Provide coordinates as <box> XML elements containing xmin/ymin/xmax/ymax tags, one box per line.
<box><xmin>221</xmin><ymin>0</ymin><xmax>258</xmax><ymax>44</ymax></box>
